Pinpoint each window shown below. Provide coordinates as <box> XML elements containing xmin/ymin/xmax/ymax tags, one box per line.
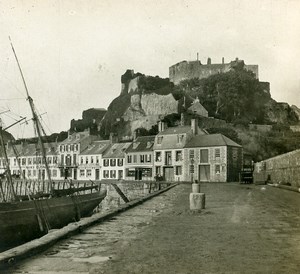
<box><xmin>53</xmin><ymin>169</ymin><xmax>57</xmax><ymax>177</ymax></box>
<box><xmin>215</xmin><ymin>165</ymin><xmax>220</xmax><ymax>174</ymax></box>
<box><xmin>157</xmin><ymin>136</ymin><xmax>163</xmax><ymax>144</ymax></box>
<box><xmin>177</xmin><ymin>134</ymin><xmax>184</xmax><ymax>143</ymax></box>
<box><xmin>28</xmin><ymin>170</ymin><xmax>31</xmax><ymax>177</ymax></box>
<box><xmin>155</xmin><ymin>152</ymin><xmax>161</xmax><ymax>162</ymax></box>
<box><xmin>127</xmin><ymin>169</ymin><xmax>135</xmax><ymax>177</ymax></box>
<box><xmin>91</xmin><ymin>156</ymin><xmax>94</xmax><ymax>164</ymax></box>
<box><xmin>133</xmin><ymin>155</ymin><xmax>137</xmax><ymax>163</ymax></box>
<box><xmin>74</xmin><ymin>144</ymin><xmax>78</xmax><ymax>152</ymax></box>
<box><xmin>232</xmin><ymin>148</ymin><xmax>238</xmax><ymax>160</ymax></box>
<box><xmin>176</xmin><ymin>166</ymin><xmax>182</xmax><ymax>175</ymax></box>
<box><xmin>103</xmin><ymin>170</ymin><xmax>109</xmax><ymax>178</ymax></box>
<box><xmin>80</xmin><ymin>169</ymin><xmax>85</xmax><ymax>177</ymax></box>
<box><xmin>96</xmin><ymin>156</ymin><xmax>99</xmax><ymax>164</ymax></box>
<box><xmin>85</xmin><ymin>157</ymin><xmax>88</xmax><ymax>164</ymax></box>
<box><xmin>70</xmin><ymin>144</ymin><xmax>74</xmax><ymax>151</ymax></box>
<box><xmin>110</xmin><ymin>170</ymin><xmax>116</xmax><ymax>178</ymax></box>
<box><xmin>110</xmin><ymin>159</ymin><xmax>116</xmax><ymax>166</ymax></box>
<box><xmin>87</xmin><ymin>169</ymin><xmax>92</xmax><ymax>177</ymax></box>
<box><xmin>33</xmin><ymin>169</ymin><xmax>37</xmax><ymax>177</ymax></box>
<box><xmin>140</xmin><ymin>155</ymin><xmax>145</xmax><ymax>163</ymax></box>
<box><xmin>189</xmin><ymin>165</ymin><xmax>194</xmax><ymax>174</ymax></box>
<box><xmin>80</xmin><ymin>157</ymin><xmax>84</xmax><ymax>164</ymax></box>
<box><xmin>176</xmin><ymin>151</ymin><xmax>182</xmax><ymax>161</ymax></box>
<box><xmin>146</xmin><ymin>154</ymin><xmax>151</xmax><ymax>163</ymax></box>
<box><xmin>215</xmin><ymin>148</ymin><xmax>220</xmax><ymax>158</ymax></box>
<box><xmin>200</xmin><ymin>149</ymin><xmax>208</xmax><ymax>163</ymax></box>
<box><xmin>47</xmin><ymin>157</ymin><xmax>52</xmax><ymax>164</ymax></box>
<box><xmin>104</xmin><ymin>159</ymin><xmax>109</xmax><ymax>167</ymax></box>
<box><xmin>189</xmin><ymin>149</ymin><xmax>195</xmax><ymax>160</ymax></box>
<box><xmin>127</xmin><ymin>155</ymin><xmax>132</xmax><ymax>163</ymax></box>
<box><xmin>14</xmin><ymin>158</ymin><xmax>17</xmax><ymax>166</ymax></box>
<box><xmin>53</xmin><ymin>157</ymin><xmax>57</xmax><ymax>164</ymax></box>
<box><xmin>118</xmin><ymin>159</ymin><xmax>123</xmax><ymax>166</ymax></box>
<box><xmin>22</xmin><ymin>158</ymin><xmax>26</xmax><ymax>166</ymax></box>
<box><xmin>155</xmin><ymin>166</ymin><xmax>161</xmax><ymax>175</ymax></box>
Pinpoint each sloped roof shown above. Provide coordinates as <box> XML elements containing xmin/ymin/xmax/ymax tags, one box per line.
<box><xmin>80</xmin><ymin>140</ymin><xmax>111</xmax><ymax>155</ymax></box>
<box><xmin>157</xmin><ymin>126</ymin><xmax>192</xmax><ymax>136</ymax></box>
<box><xmin>102</xmin><ymin>142</ymin><xmax>131</xmax><ymax>158</ymax></box>
<box><xmin>126</xmin><ymin>136</ymin><xmax>155</xmax><ymax>153</ymax></box>
<box><xmin>60</xmin><ymin>131</ymin><xmax>93</xmax><ymax>144</ymax></box>
<box><xmin>185</xmin><ymin>134</ymin><xmax>241</xmax><ymax>148</ymax></box>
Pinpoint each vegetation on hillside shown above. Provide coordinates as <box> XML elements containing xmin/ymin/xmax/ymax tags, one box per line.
<box><xmin>175</xmin><ymin>69</ymin><xmax>271</xmax><ymax>123</ymax></box>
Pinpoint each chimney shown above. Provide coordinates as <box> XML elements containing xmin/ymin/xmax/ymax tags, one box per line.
<box><xmin>158</xmin><ymin>121</ymin><xmax>165</xmax><ymax>132</ymax></box>
<box><xmin>235</xmin><ymin>57</ymin><xmax>239</xmax><ymax>61</ymax></box>
<box><xmin>133</xmin><ymin>130</ymin><xmax>137</xmax><ymax>140</ymax></box>
<box><xmin>197</xmin><ymin>52</ymin><xmax>199</xmax><ymax>61</ymax></box>
<box><xmin>180</xmin><ymin>113</ymin><xmax>185</xmax><ymax>126</ymax></box>
<box><xmin>207</xmin><ymin>57</ymin><xmax>211</xmax><ymax>65</ymax></box>
<box><xmin>191</xmin><ymin>119</ymin><xmax>198</xmax><ymax>135</ymax></box>
<box><xmin>109</xmin><ymin>133</ymin><xmax>114</xmax><ymax>143</ymax></box>
<box><xmin>222</xmin><ymin>57</ymin><xmax>224</xmax><ymax>64</ymax></box>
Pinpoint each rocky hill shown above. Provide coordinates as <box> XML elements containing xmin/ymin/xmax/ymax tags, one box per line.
<box><xmin>99</xmin><ymin>70</ymin><xmax>178</xmax><ymax>139</ymax></box>
<box><xmin>97</xmin><ymin>67</ymin><xmax>299</xmax><ymax>141</ymax></box>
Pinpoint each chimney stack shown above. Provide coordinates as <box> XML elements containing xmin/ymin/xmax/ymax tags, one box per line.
<box><xmin>133</xmin><ymin>130</ymin><xmax>138</xmax><ymax>140</ymax></box>
<box><xmin>197</xmin><ymin>52</ymin><xmax>199</xmax><ymax>61</ymax></box>
<box><xmin>181</xmin><ymin>113</ymin><xmax>185</xmax><ymax>126</ymax></box>
<box><xmin>222</xmin><ymin>57</ymin><xmax>224</xmax><ymax>64</ymax></box>
<box><xmin>191</xmin><ymin>119</ymin><xmax>198</xmax><ymax>135</ymax></box>
<box><xmin>207</xmin><ymin>57</ymin><xmax>211</xmax><ymax>65</ymax></box>
<box><xmin>158</xmin><ymin>121</ymin><xmax>165</xmax><ymax>132</ymax></box>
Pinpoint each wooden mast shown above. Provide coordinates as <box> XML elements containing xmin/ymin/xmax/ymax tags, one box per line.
<box><xmin>9</xmin><ymin>37</ymin><xmax>53</xmax><ymax>192</ymax></box>
<box><xmin>0</xmin><ymin>123</ymin><xmax>17</xmax><ymax>201</ymax></box>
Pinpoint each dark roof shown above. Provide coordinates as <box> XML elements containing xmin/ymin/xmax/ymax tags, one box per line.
<box><xmin>102</xmin><ymin>142</ymin><xmax>131</xmax><ymax>158</ymax></box>
<box><xmin>185</xmin><ymin>134</ymin><xmax>241</xmax><ymax>148</ymax></box>
<box><xmin>80</xmin><ymin>140</ymin><xmax>111</xmax><ymax>155</ymax></box>
<box><xmin>126</xmin><ymin>136</ymin><xmax>155</xmax><ymax>153</ymax></box>
<box><xmin>157</xmin><ymin>126</ymin><xmax>192</xmax><ymax>136</ymax></box>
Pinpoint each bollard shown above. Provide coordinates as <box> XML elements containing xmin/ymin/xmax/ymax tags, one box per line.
<box><xmin>192</xmin><ymin>183</ymin><xmax>200</xmax><ymax>193</ymax></box>
<box><xmin>189</xmin><ymin>193</ymin><xmax>205</xmax><ymax>210</ymax></box>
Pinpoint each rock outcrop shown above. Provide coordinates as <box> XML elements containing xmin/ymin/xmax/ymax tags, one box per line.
<box><xmin>99</xmin><ymin>70</ymin><xmax>178</xmax><ymax>139</ymax></box>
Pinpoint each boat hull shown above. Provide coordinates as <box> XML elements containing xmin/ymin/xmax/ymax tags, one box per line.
<box><xmin>0</xmin><ymin>190</ymin><xmax>106</xmax><ymax>251</ymax></box>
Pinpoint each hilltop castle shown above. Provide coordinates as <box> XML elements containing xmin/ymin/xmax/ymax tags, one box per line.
<box><xmin>169</xmin><ymin>57</ymin><xmax>259</xmax><ymax>85</ymax></box>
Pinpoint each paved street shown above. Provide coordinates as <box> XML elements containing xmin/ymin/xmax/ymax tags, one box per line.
<box><xmin>7</xmin><ymin>183</ymin><xmax>300</xmax><ymax>274</ymax></box>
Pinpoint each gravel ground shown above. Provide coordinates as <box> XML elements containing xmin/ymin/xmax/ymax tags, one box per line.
<box><xmin>8</xmin><ymin>183</ymin><xmax>300</xmax><ymax>274</ymax></box>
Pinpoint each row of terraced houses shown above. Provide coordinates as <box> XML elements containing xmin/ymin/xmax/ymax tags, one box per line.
<box><xmin>0</xmin><ymin>120</ymin><xmax>242</xmax><ymax>182</ymax></box>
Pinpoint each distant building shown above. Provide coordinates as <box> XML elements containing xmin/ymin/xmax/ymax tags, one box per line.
<box><xmin>78</xmin><ymin>140</ymin><xmax>111</xmax><ymax>181</ymax></box>
<box><xmin>58</xmin><ymin>130</ymin><xmax>99</xmax><ymax>180</ymax></box>
<box><xmin>169</xmin><ymin>57</ymin><xmax>258</xmax><ymax>85</ymax></box>
<box><xmin>153</xmin><ymin>119</ymin><xmax>206</xmax><ymax>181</ymax></box>
<box><xmin>187</xmin><ymin>97</ymin><xmax>208</xmax><ymax>117</ymax></box>
<box><xmin>125</xmin><ymin>136</ymin><xmax>155</xmax><ymax>181</ymax></box>
<box><xmin>184</xmin><ymin>134</ymin><xmax>242</xmax><ymax>182</ymax></box>
<box><xmin>102</xmin><ymin>142</ymin><xmax>131</xmax><ymax>180</ymax></box>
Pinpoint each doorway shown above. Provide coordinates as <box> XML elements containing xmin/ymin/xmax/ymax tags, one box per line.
<box><xmin>199</xmin><ymin>165</ymin><xmax>210</xmax><ymax>182</ymax></box>
<box><xmin>164</xmin><ymin>167</ymin><xmax>174</xmax><ymax>181</ymax></box>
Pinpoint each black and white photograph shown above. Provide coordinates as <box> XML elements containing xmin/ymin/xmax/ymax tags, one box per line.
<box><xmin>0</xmin><ymin>0</ymin><xmax>299</xmax><ymax>273</ymax></box>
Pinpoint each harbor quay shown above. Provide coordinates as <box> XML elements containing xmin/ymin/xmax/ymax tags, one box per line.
<box><xmin>5</xmin><ymin>182</ymin><xmax>300</xmax><ymax>274</ymax></box>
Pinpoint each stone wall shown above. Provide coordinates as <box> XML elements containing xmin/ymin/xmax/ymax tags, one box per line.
<box><xmin>253</xmin><ymin>149</ymin><xmax>300</xmax><ymax>187</ymax></box>
<box><xmin>169</xmin><ymin>60</ymin><xmax>259</xmax><ymax>85</ymax></box>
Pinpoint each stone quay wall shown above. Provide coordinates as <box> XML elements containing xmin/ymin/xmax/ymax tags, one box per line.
<box><xmin>253</xmin><ymin>149</ymin><xmax>300</xmax><ymax>187</ymax></box>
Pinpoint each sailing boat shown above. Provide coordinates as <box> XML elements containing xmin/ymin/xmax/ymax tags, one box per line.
<box><xmin>0</xmin><ymin>39</ymin><xmax>107</xmax><ymax>251</ymax></box>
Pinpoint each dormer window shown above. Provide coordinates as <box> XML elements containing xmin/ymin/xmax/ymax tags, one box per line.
<box><xmin>177</xmin><ymin>134</ymin><xmax>184</xmax><ymax>143</ymax></box>
<box><xmin>157</xmin><ymin>137</ymin><xmax>163</xmax><ymax>144</ymax></box>
<box><xmin>146</xmin><ymin>141</ymin><xmax>152</xmax><ymax>148</ymax></box>
<box><xmin>133</xmin><ymin>142</ymin><xmax>139</xmax><ymax>149</ymax></box>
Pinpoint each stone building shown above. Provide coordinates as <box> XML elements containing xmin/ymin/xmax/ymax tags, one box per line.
<box><xmin>184</xmin><ymin>134</ymin><xmax>242</xmax><ymax>182</ymax></box>
<box><xmin>169</xmin><ymin>57</ymin><xmax>259</xmax><ymax>85</ymax></box>
<box><xmin>153</xmin><ymin>120</ymin><xmax>206</xmax><ymax>182</ymax></box>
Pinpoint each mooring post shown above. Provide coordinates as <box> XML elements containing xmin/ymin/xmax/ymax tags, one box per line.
<box><xmin>189</xmin><ymin>181</ymin><xmax>205</xmax><ymax>210</ymax></box>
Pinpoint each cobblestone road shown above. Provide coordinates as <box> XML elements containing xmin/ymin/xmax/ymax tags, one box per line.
<box><xmin>7</xmin><ymin>183</ymin><xmax>300</xmax><ymax>274</ymax></box>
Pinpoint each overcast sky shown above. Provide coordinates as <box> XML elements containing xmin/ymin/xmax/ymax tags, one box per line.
<box><xmin>0</xmin><ymin>0</ymin><xmax>300</xmax><ymax>138</ymax></box>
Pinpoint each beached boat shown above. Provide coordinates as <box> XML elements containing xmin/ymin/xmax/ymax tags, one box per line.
<box><xmin>0</xmin><ymin>38</ymin><xmax>107</xmax><ymax>250</ymax></box>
